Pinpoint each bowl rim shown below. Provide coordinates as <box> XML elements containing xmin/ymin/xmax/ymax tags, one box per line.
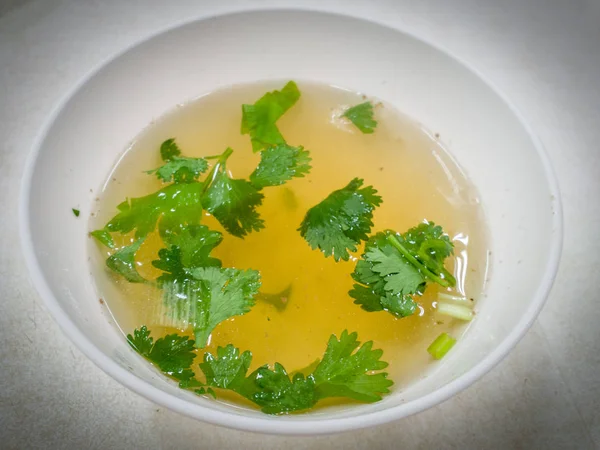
<box><xmin>19</xmin><ymin>7</ymin><xmax>563</xmax><ymax>435</ymax></box>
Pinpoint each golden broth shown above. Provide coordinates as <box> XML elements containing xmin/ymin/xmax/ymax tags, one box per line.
<box><xmin>90</xmin><ymin>82</ymin><xmax>488</xmax><ymax>407</ymax></box>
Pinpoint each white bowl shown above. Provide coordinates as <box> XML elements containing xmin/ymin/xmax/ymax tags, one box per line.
<box><xmin>20</xmin><ymin>9</ymin><xmax>562</xmax><ymax>435</ymax></box>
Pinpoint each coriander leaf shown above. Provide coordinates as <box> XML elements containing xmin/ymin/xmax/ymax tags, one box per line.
<box><xmin>247</xmin><ymin>365</ymin><xmax>318</xmax><ymax>414</ymax></box>
<box><xmin>399</xmin><ymin>221</ymin><xmax>455</xmax><ymax>283</ymax></box>
<box><xmin>350</xmin><ymin>232</ymin><xmax>422</xmax><ymax>317</ymax></box>
<box><xmin>249</xmin><ymin>144</ymin><xmax>311</xmax><ymax>189</ymax></box>
<box><xmin>173</xmin><ymin>369</ymin><xmax>197</xmax><ymax>384</ymax></box>
<box><xmin>199</xmin><ymin>344</ymin><xmax>253</xmax><ymax>392</ymax></box>
<box><xmin>106</xmin><ymin>238</ymin><xmax>146</xmax><ymax>283</ymax></box>
<box><xmin>160</xmin><ymin>138</ymin><xmax>182</xmax><ymax>160</ymax></box>
<box><xmin>127</xmin><ymin>326</ymin><xmax>196</xmax><ymax>380</ymax></box>
<box><xmin>202</xmin><ymin>387</ymin><xmax>217</xmax><ymax>399</ymax></box>
<box><xmin>350</xmin><ymin>223</ymin><xmax>455</xmax><ymax>318</ymax></box>
<box><xmin>152</xmin><ymin>221</ymin><xmax>258</xmax><ymax>347</ymax></box>
<box><xmin>343</xmin><ymin>101</ymin><xmax>377</xmax><ymax>134</ymax></box>
<box><xmin>170</xmin><ymin>267</ymin><xmax>261</xmax><ymax>348</ymax></box>
<box><xmin>147</xmin><ymin>156</ymin><xmax>208</xmax><ymax>184</ymax></box>
<box><xmin>163</xmin><ymin>225</ymin><xmax>222</xmax><ymax>268</ymax></box>
<box><xmin>347</xmin><ymin>283</ymin><xmax>385</xmax><ymax>313</ymax></box>
<box><xmin>198</xmin><ymin>346</ymin><xmax>317</xmax><ymax>414</ymax></box>
<box><xmin>153</xmin><ymin>247</ymin><xmax>189</xmax><ymax>286</ymax></box>
<box><xmin>197</xmin><ymin>330</ymin><xmax>392</xmax><ymax>414</ymax></box>
<box><xmin>105</xmin><ymin>182</ymin><xmax>203</xmax><ymax>239</ymax></box>
<box><xmin>148</xmin><ymin>333</ymin><xmax>196</xmax><ymax>377</ymax></box>
<box><xmin>312</xmin><ymin>330</ymin><xmax>393</xmax><ymax>402</ymax></box>
<box><xmin>152</xmin><ymin>225</ymin><xmax>223</xmax><ymax>286</ymax></box>
<box><xmin>90</xmin><ymin>229</ymin><xmax>115</xmax><ymax>249</ymax></box>
<box><xmin>72</xmin><ymin>208</ymin><xmax>80</xmax><ymax>217</ymax></box>
<box><xmin>364</xmin><ymin>246</ymin><xmax>425</xmax><ymax>295</ymax></box>
<box><xmin>202</xmin><ymin>156</ymin><xmax>265</xmax><ymax>238</ymax></box>
<box><xmin>298</xmin><ymin>178</ymin><xmax>382</xmax><ymax>261</ymax></box>
<box><xmin>386</xmin><ymin>227</ymin><xmax>455</xmax><ymax>288</ymax></box>
<box><xmin>127</xmin><ymin>325</ymin><xmax>154</xmax><ymax>355</ymax></box>
<box><xmin>241</xmin><ymin>81</ymin><xmax>301</xmax><ymax>152</ymax></box>
<box><xmin>380</xmin><ymin>293</ymin><xmax>418</xmax><ymax>317</ymax></box>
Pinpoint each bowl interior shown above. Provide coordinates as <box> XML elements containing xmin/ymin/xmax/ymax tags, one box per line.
<box><xmin>21</xmin><ymin>9</ymin><xmax>561</xmax><ymax>434</ymax></box>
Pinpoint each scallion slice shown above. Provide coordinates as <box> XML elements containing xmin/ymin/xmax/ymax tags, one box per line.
<box><xmin>436</xmin><ymin>302</ymin><xmax>474</xmax><ymax>321</ymax></box>
<box><xmin>427</xmin><ymin>333</ymin><xmax>456</xmax><ymax>359</ymax></box>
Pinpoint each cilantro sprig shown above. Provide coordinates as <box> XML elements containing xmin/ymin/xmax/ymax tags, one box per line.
<box><xmin>148</xmin><ymin>224</ymin><xmax>260</xmax><ymax>348</ymax></box>
<box><xmin>350</xmin><ymin>222</ymin><xmax>456</xmax><ymax>318</ymax></box>
<box><xmin>249</xmin><ymin>144</ymin><xmax>311</xmax><ymax>189</ymax></box>
<box><xmin>298</xmin><ymin>178</ymin><xmax>382</xmax><ymax>261</ymax></box>
<box><xmin>94</xmin><ymin>123</ymin><xmax>312</xmax><ymax>347</ymax></box>
<box><xmin>128</xmin><ymin>328</ymin><xmax>393</xmax><ymax>414</ymax></box>
<box><xmin>94</xmin><ymin>81</ymin><xmax>310</xmax><ymax>254</ymax></box>
<box><xmin>201</xmin><ymin>148</ymin><xmax>265</xmax><ymax>238</ymax></box>
<box><xmin>152</xmin><ymin>224</ymin><xmax>223</xmax><ymax>285</ymax></box>
<box><xmin>102</xmin><ymin>182</ymin><xmax>205</xmax><ymax>240</ymax></box>
<box><xmin>241</xmin><ymin>81</ymin><xmax>301</xmax><ymax>152</ymax></box>
<box><xmin>105</xmin><ymin>238</ymin><xmax>146</xmax><ymax>283</ymax></box>
<box><xmin>146</xmin><ymin>139</ymin><xmax>209</xmax><ymax>184</ymax></box>
<box><xmin>343</xmin><ymin>101</ymin><xmax>377</xmax><ymax>134</ymax></box>
<box><xmin>127</xmin><ymin>326</ymin><xmax>197</xmax><ymax>382</ymax></box>
<box><xmin>186</xmin><ymin>267</ymin><xmax>261</xmax><ymax>348</ymax></box>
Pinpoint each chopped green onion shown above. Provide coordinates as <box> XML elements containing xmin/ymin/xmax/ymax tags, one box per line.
<box><xmin>437</xmin><ymin>293</ymin><xmax>473</xmax><ymax>307</ymax></box>
<box><xmin>428</xmin><ymin>332</ymin><xmax>456</xmax><ymax>359</ymax></box>
<box><xmin>72</xmin><ymin>208</ymin><xmax>80</xmax><ymax>217</ymax></box>
<box><xmin>436</xmin><ymin>302</ymin><xmax>474</xmax><ymax>321</ymax></box>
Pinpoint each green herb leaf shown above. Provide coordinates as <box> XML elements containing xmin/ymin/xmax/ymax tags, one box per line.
<box><xmin>147</xmin><ymin>156</ymin><xmax>209</xmax><ymax>184</ymax></box>
<box><xmin>152</xmin><ymin>225</ymin><xmax>223</xmax><ymax>286</ymax></box>
<box><xmin>246</xmin><ymin>365</ymin><xmax>318</xmax><ymax>414</ymax></box>
<box><xmin>379</xmin><ymin>293</ymin><xmax>419</xmax><ymax>317</ymax></box>
<box><xmin>350</xmin><ymin>232</ymin><xmax>422</xmax><ymax>317</ymax></box>
<box><xmin>148</xmin><ymin>334</ymin><xmax>196</xmax><ymax>378</ymax></box>
<box><xmin>202</xmin><ymin>156</ymin><xmax>265</xmax><ymax>238</ymax></box>
<box><xmin>104</xmin><ymin>183</ymin><xmax>204</xmax><ymax>239</ymax></box>
<box><xmin>399</xmin><ymin>222</ymin><xmax>455</xmax><ymax>284</ymax></box>
<box><xmin>350</xmin><ymin>223</ymin><xmax>455</xmax><ymax>318</ymax></box>
<box><xmin>127</xmin><ymin>325</ymin><xmax>154</xmax><ymax>355</ymax></box>
<box><xmin>298</xmin><ymin>178</ymin><xmax>382</xmax><ymax>261</ymax></box>
<box><xmin>127</xmin><ymin>326</ymin><xmax>196</xmax><ymax>380</ymax></box>
<box><xmin>148</xmin><ymin>138</ymin><xmax>209</xmax><ymax>183</ymax></box>
<box><xmin>160</xmin><ymin>138</ymin><xmax>182</xmax><ymax>161</ymax></box>
<box><xmin>197</xmin><ymin>330</ymin><xmax>391</xmax><ymax>414</ymax></box>
<box><xmin>129</xmin><ymin>328</ymin><xmax>392</xmax><ymax>415</ymax></box>
<box><xmin>364</xmin><ymin>245</ymin><xmax>425</xmax><ymax>296</ymax></box>
<box><xmin>249</xmin><ymin>144</ymin><xmax>311</xmax><ymax>189</ymax></box>
<box><xmin>343</xmin><ymin>101</ymin><xmax>377</xmax><ymax>134</ymax></box>
<box><xmin>199</xmin><ymin>344</ymin><xmax>253</xmax><ymax>392</ymax></box>
<box><xmin>105</xmin><ymin>238</ymin><xmax>146</xmax><ymax>283</ymax></box>
<box><xmin>188</xmin><ymin>267</ymin><xmax>261</xmax><ymax>347</ymax></box>
<box><xmin>90</xmin><ymin>229</ymin><xmax>115</xmax><ymax>248</ymax></box>
<box><xmin>347</xmin><ymin>283</ymin><xmax>385</xmax><ymax>312</ymax></box>
<box><xmin>72</xmin><ymin>208</ymin><xmax>80</xmax><ymax>217</ymax></box>
<box><xmin>161</xmin><ymin>267</ymin><xmax>261</xmax><ymax>348</ymax></box>
<box><xmin>241</xmin><ymin>81</ymin><xmax>301</xmax><ymax>152</ymax></box>
<box><xmin>312</xmin><ymin>330</ymin><xmax>393</xmax><ymax>402</ymax></box>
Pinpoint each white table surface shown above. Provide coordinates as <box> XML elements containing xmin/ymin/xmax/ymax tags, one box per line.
<box><xmin>1</xmin><ymin>0</ymin><xmax>599</xmax><ymax>448</ymax></box>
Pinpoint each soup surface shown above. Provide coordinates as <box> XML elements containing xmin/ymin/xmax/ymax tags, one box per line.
<box><xmin>90</xmin><ymin>81</ymin><xmax>488</xmax><ymax>410</ymax></box>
